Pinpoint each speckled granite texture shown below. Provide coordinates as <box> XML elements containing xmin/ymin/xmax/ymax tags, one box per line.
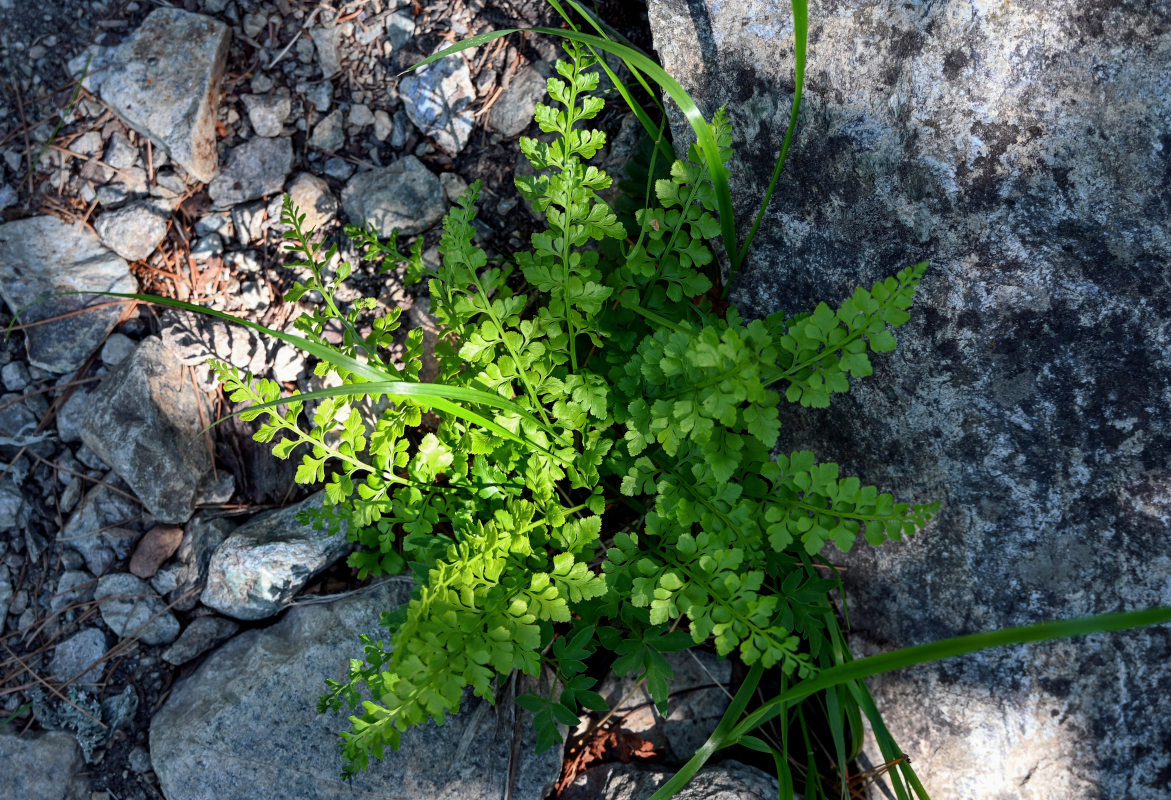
<box><xmin>648</xmin><ymin>2</ymin><xmax>1171</xmax><ymax>797</ymax></box>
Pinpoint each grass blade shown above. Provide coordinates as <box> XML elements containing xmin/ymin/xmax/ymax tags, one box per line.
<box><xmin>84</xmin><ymin>291</ymin><xmax>565</xmax><ymax>455</ymax></box>
<box><xmin>730</xmin><ymin>605</ymin><xmax>1171</xmax><ymax>742</ymax></box>
<box><xmin>730</xmin><ymin>0</ymin><xmax>808</xmax><ymax>288</ymax></box>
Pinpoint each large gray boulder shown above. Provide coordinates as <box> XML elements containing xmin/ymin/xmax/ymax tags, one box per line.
<box><xmin>80</xmin><ymin>337</ymin><xmax>216</xmax><ymax>525</ymax></box>
<box><xmin>99</xmin><ymin>8</ymin><xmax>230</xmax><ymax>183</ymax></box>
<box><xmin>562</xmin><ymin>760</ymin><xmax>779</xmax><ymax>800</ymax></box>
<box><xmin>0</xmin><ymin>216</ymin><xmax>135</xmax><ymax>374</ymax></box>
<box><xmin>150</xmin><ymin>578</ymin><xmax>562</xmax><ymax>800</ymax></box>
<box><xmin>647</xmin><ymin>2</ymin><xmax>1171</xmax><ymax>797</ymax></box>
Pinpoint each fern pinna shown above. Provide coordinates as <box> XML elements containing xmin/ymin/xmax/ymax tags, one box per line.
<box><xmin>214</xmin><ymin>42</ymin><xmax>936</xmax><ymax>777</ymax></box>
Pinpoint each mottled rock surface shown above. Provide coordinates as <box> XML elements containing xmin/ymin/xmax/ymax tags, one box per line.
<box><xmin>94</xmin><ymin>201</ymin><xmax>169</xmax><ymax>262</ymax></box>
<box><xmin>94</xmin><ymin>573</ymin><xmax>180</xmax><ymax>646</ymax></box>
<box><xmin>62</xmin><ymin>480</ymin><xmax>142</xmax><ymax>577</ymax></box>
<box><xmin>647</xmin><ymin>2</ymin><xmax>1171</xmax><ymax>797</ymax></box>
<box><xmin>400</xmin><ymin>51</ymin><xmax>476</xmax><ymax>154</ymax></box>
<box><xmin>160</xmin><ymin>614</ymin><xmax>239</xmax><ymax>666</ymax></box>
<box><xmin>80</xmin><ymin>337</ymin><xmax>214</xmax><ymax>525</ymax></box>
<box><xmin>284</xmin><ymin>172</ymin><xmax>338</xmax><ymax>231</ymax></box>
<box><xmin>208</xmin><ymin>136</ymin><xmax>293</xmax><ymax>208</ymax></box>
<box><xmin>0</xmin><ymin>729</ymin><xmax>88</xmax><ymax>800</ymax></box>
<box><xmin>488</xmin><ymin>65</ymin><xmax>547</xmax><ymax>138</ymax></box>
<box><xmin>200</xmin><ymin>491</ymin><xmax>352</xmax><ymax>620</ymax></box>
<box><xmin>99</xmin><ymin>9</ymin><xmax>230</xmax><ymax>183</ymax></box>
<box><xmin>47</xmin><ymin>628</ymin><xmax>108</xmax><ymax>686</ymax></box>
<box><xmin>341</xmin><ymin>155</ymin><xmax>445</xmax><ymax>237</ymax></box>
<box><xmin>0</xmin><ymin>216</ymin><xmax>135</xmax><ymax>374</ymax></box>
<box><xmin>562</xmin><ymin>760</ymin><xmax>779</xmax><ymax>800</ymax></box>
<box><xmin>151</xmin><ymin>579</ymin><xmax>562</xmax><ymax>800</ymax></box>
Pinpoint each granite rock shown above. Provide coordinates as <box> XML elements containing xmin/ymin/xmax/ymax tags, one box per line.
<box><xmin>99</xmin><ymin>9</ymin><xmax>230</xmax><ymax>183</ymax></box>
<box><xmin>488</xmin><ymin>65</ymin><xmax>547</xmax><ymax>138</ymax></box>
<box><xmin>47</xmin><ymin>627</ymin><xmax>108</xmax><ymax>686</ymax></box>
<box><xmin>94</xmin><ymin>201</ymin><xmax>169</xmax><ymax>262</ymax></box>
<box><xmin>160</xmin><ymin>614</ymin><xmax>239</xmax><ymax>666</ymax></box>
<box><xmin>208</xmin><ymin>136</ymin><xmax>294</xmax><ymax>208</ymax></box>
<box><xmin>647</xmin><ymin>2</ymin><xmax>1171</xmax><ymax>797</ymax></box>
<box><xmin>151</xmin><ymin>579</ymin><xmax>561</xmax><ymax>800</ymax></box>
<box><xmin>241</xmin><ymin>92</ymin><xmax>291</xmax><ymax>137</ymax></box>
<box><xmin>308</xmin><ymin>109</ymin><xmax>345</xmax><ymax>152</ymax></box>
<box><xmin>80</xmin><ymin>337</ymin><xmax>214</xmax><ymax>525</ymax></box>
<box><xmin>0</xmin><ymin>216</ymin><xmax>135</xmax><ymax>374</ymax></box>
<box><xmin>0</xmin><ymin>729</ymin><xmax>88</xmax><ymax>800</ymax></box>
<box><xmin>62</xmin><ymin>480</ymin><xmax>142</xmax><ymax>577</ymax></box>
<box><xmin>341</xmin><ymin>155</ymin><xmax>445</xmax><ymax>237</ymax></box>
<box><xmin>94</xmin><ymin>572</ymin><xmax>180</xmax><ymax>646</ymax></box>
<box><xmin>200</xmin><ymin>491</ymin><xmax>352</xmax><ymax>620</ymax></box>
<box><xmin>400</xmin><ymin>50</ymin><xmax>476</xmax><ymax>154</ymax></box>
<box><xmin>284</xmin><ymin>172</ymin><xmax>338</xmax><ymax>231</ymax></box>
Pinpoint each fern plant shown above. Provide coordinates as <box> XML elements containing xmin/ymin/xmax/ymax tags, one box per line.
<box><xmin>208</xmin><ymin>40</ymin><xmax>937</xmax><ymax>786</ymax></box>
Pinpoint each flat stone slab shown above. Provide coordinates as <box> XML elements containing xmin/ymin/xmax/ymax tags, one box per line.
<box><xmin>0</xmin><ymin>216</ymin><xmax>135</xmax><ymax>374</ymax></box>
<box><xmin>80</xmin><ymin>337</ymin><xmax>214</xmax><ymax>525</ymax></box>
<box><xmin>341</xmin><ymin>155</ymin><xmax>445</xmax><ymax>237</ymax></box>
<box><xmin>200</xmin><ymin>491</ymin><xmax>352</xmax><ymax>620</ymax></box>
<box><xmin>100</xmin><ymin>8</ymin><xmax>230</xmax><ymax>183</ymax></box>
<box><xmin>151</xmin><ymin>579</ymin><xmax>561</xmax><ymax>800</ymax></box>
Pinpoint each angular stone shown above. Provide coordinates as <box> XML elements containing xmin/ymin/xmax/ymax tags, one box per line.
<box><xmin>151</xmin><ymin>579</ymin><xmax>561</xmax><ymax>800</ymax></box>
<box><xmin>48</xmin><ymin>627</ymin><xmax>108</xmax><ymax>686</ymax></box>
<box><xmin>0</xmin><ymin>216</ymin><xmax>135</xmax><ymax>374</ymax></box>
<box><xmin>208</xmin><ymin>136</ymin><xmax>293</xmax><ymax>209</ymax></box>
<box><xmin>129</xmin><ymin>525</ymin><xmax>184</xmax><ymax>579</ymax></box>
<box><xmin>400</xmin><ymin>51</ymin><xmax>476</xmax><ymax>154</ymax></box>
<box><xmin>62</xmin><ymin>480</ymin><xmax>142</xmax><ymax>577</ymax></box>
<box><xmin>200</xmin><ymin>492</ymin><xmax>352</xmax><ymax>620</ymax></box>
<box><xmin>341</xmin><ymin>155</ymin><xmax>445</xmax><ymax>237</ymax></box>
<box><xmin>55</xmin><ymin>388</ymin><xmax>91</xmax><ymax>444</ymax></box>
<box><xmin>49</xmin><ymin>570</ymin><xmax>96</xmax><ymax>614</ymax></box>
<box><xmin>94</xmin><ymin>573</ymin><xmax>180</xmax><ymax>646</ymax></box>
<box><xmin>562</xmin><ymin>761</ymin><xmax>778</xmax><ymax>800</ymax></box>
<box><xmin>160</xmin><ymin>615</ymin><xmax>239</xmax><ymax>665</ymax></box>
<box><xmin>647</xmin><ymin>2</ymin><xmax>1171</xmax><ymax>797</ymax></box>
<box><xmin>151</xmin><ymin>513</ymin><xmax>235</xmax><ymax>612</ymax></box>
<box><xmin>94</xmin><ymin>201</ymin><xmax>169</xmax><ymax>262</ymax></box>
<box><xmin>308</xmin><ymin>109</ymin><xmax>345</xmax><ymax>152</ymax></box>
<box><xmin>488</xmin><ymin>66</ymin><xmax>547</xmax><ymax>138</ymax></box>
<box><xmin>99</xmin><ymin>9</ymin><xmax>230</xmax><ymax>183</ymax></box>
<box><xmin>98</xmin><ymin>332</ymin><xmax>136</xmax><ymax>367</ymax></box>
<box><xmin>309</xmin><ymin>24</ymin><xmax>342</xmax><ymax>77</ymax></box>
<box><xmin>284</xmin><ymin>172</ymin><xmax>337</xmax><ymax>232</ymax></box>
<box><xmin>241</xmin><ymin>92</ymin><xmax>291</xmax><ymax>137</ymax></box>
<box><xmin>80</xmin><ymin>337</ymin><xmax>214</xmax><ymax>525</ymax></box>
<box><xmin>0</xmin><ymin>729</ymin><xmax>87</xmax><ymax>800</ymax></box>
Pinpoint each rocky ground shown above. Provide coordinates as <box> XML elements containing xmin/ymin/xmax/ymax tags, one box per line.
<box><xmin>0</xmin><ymin>1</ymin><xmax>779</xmax><ymax>798</ymax></box>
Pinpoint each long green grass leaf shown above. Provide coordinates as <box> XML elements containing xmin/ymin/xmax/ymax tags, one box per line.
<box><xmin>650</xmin><ymin>606</ymin><xmax>1171</xmax><ymax>799</ymax></box>
<box><xmin>84</xmin><ymin>292</ymin><xmax>564</xmax><ymax>455</ymax></box>
<box><xmin>730</xmin><ymin>0</ymin><xmax>808</xmax><ymax>290</ymax></box>
<box><xmin>730</xmin><ymin>605</ymin><xmax>1171</xmax><ymax>742</ymax></box>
